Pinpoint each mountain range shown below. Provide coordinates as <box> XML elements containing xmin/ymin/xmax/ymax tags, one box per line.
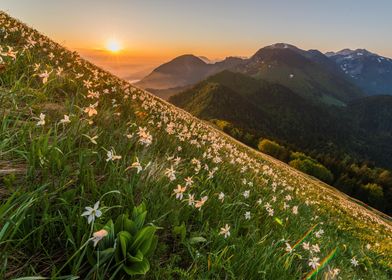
<box><xmin>136</xmin><ymin>43</ymin><xmax>392</xmax><ymax>103</ymax></box>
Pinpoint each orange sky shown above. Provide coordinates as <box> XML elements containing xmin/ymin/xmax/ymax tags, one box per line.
<box><xmin>76</xmin><ymin>46</ymin><xmax>251</xmax><ymax>81</ymax></box>
<box><xmin>3</xmin><ymin>0</ymin><xmax>392</xmax><ymax>81</ymax></box>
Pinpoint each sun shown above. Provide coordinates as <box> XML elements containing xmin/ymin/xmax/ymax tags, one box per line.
<box><xmin>106</xmin><ymin>39</ymin><xmax>122</xmax><ymax>53</ymax></box>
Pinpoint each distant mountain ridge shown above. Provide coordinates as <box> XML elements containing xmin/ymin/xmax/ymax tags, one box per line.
<box><xmin>326</xmin><ymin>49</ymin><xmax>392</xmax><ymax>96</ymax></box>
<box><xmin>134</xmin><ymin>54</ymin><xmax>244</xmax><ymax>98</ymax></box>
<box><xmin>136</xmin><ymin>43</ymin><xmax>392</xmax><ymax>101</ymax></box>
<box><xmin>236</xmin><ymin>43</ymin><xmax>364</xmax><ymax>105</ymax></box>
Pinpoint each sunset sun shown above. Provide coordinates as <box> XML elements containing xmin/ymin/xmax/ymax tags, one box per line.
<box><xmin>106</xmin><ymin>39</ymin><xmax>122</xmax><ymax>53</ymax></box>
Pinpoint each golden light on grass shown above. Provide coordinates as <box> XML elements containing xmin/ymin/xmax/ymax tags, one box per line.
<box><xmin>106</xmin><ymin>39</ymin><xmax>122</xmax><ymax>53</ymax></box>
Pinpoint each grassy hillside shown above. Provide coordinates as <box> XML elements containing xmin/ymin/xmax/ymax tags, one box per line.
<box><xmin>1</xmin><ymin>11</ymin><xmax>391</xmax><ymax>280</ymax></box>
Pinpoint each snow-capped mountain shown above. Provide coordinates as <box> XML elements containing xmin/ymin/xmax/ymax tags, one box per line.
<box><xmin>326</xmin><ymin>49</ymin><xmax>392</xmax><ymax>96</ymax></box>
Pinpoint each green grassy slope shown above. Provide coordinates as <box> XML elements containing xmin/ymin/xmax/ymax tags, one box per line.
<box><xmin>0</xmin><ymin>12</ymin><xmax>391</xmax><ymax>280</ymax></box>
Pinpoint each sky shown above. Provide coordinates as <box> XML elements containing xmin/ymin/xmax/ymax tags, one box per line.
<box><xmin>2</xmin><ymin>0</ymin><xmax>392</xmax><ymax>80</ymax></box>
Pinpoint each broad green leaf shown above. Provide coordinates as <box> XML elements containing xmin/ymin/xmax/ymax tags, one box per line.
<box><xmin>145</xmin><ymin>235</ymin><xmax>158</xmax><ymax>257</ymax></box>
<box><xmin>127</xmin><ymin>250</ymin><xmax>144</xmax><ymax>263</ymax></box>
<box><xmin>114</xmin><ymin>214</ymin><xmax>128</xmax><ymax>233</ymax></box>
<box><xmin>132</xmin><ymin>203</ymin><xmax>147</xmax><ymax>230</ymax></box>
<box><xmin>117</xmin><ymin>231</ymin><xmax>132</xmax><ymax>260</ymax></box>
<box><xmin>123</xmin><ymin>258</ymin><xmax>150</xmax><ymax>275</ymax></box>
<box><xmin>131</xmin><ymin>226</ymin><xmax>156</xmax><ymax>255</ymax></box>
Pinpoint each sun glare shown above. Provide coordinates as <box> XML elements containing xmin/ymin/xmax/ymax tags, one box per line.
<box><xmin>106</xmin><ymin>39</ymin><xmax>122</xmax><ymax>53</ymax></box>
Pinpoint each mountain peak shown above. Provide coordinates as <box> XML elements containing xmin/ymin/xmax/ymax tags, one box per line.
<box><xmin>265</xmin><ymin>43</ymin><xmax>299</xmax><ymax>50</ymax></box>
<box><xmin>152</xmin><ymin>54</ymin><xmax>207</xmax><ymax>74</ymax></box>
<box><xmin>168</xmin><ymin>54</ymin><xmax>206</xmax><ymax>64</ymax></box>
<box><xmin>326</xmin><ymin>48</ymin><xmax>375</xmax><ymax>57</ymax></box>
<box><xmin>251</xmin><ymin>43</ymin><xmax>313</xmax><ymax>62</ymax></box>
<box><xmin>336</xmin><ymin>48</ymin><xmax>356</xmax><ymax>56</ymax></box>
<box><xmin>136</xmin><ymin>53</ymin><xmax>244</xmax><ymax>95</ymax></box>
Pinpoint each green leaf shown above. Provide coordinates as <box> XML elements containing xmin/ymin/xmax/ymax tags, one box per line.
<box><xmin>115</xmin><ymin>231</ymin><xmax>132</xmax><ymax>262</ymax></box>
<box><xmin>132</xmin><ymin>203</ymin><xmax>147</xmax><ymax>231</ymax></box>
<box><xmin>124</xmin><ymin>218</ymin><xmax>137</xmax><ymax>235</ymax></box>
<box><xmin>145</xmin><ymin>235</ymin><xmax>158</xmax><ymax>257</ymax></box>
<box><xmin>114</xmin><ymin>214</ymin><xmax>138</xmax><ymax>235</ymax></box>
<box><xmin>97</xmin><ymin>247</ymin><xmax>115</xmax><ymax>261</ymax></box>
<box><xmin>132</xmin><ymin>203</ymin><xmax>146</xmax><ymax>218</ymax></box>
<box><xmin>114</xmin><ymin>214</ymin><xmax>128</xmax><ymax>233</ymax></box>
<box><xmin>127</xmin><ymin>250</ymin><xmax>144</xmax><ymax>263</ymax></box>
<box><xmin>134</xmin><ymin>211</ymin><xmax>147</xmax><ymax>231</ymax></box>
<box><xmin>123</xmin><ymin>258</ymin><xmax>150</xmax><ymax>275</ymax></box>
<box><xmin>131</xmin><ymin>226</ymin><xmax>156</xmax><ymax>255</ymax></box>
<box><xmin>188</xmin><ymin>236</ymin><xmax>207</xmax><ymax>244</ymax></box>
<box><xmin>86</xmin><ymin>245</ymin><xmax>97</xmax><ymax>266</ymax></box>
<box><xmin>87</xmin><ymin>247</ymin><xmax>115</xmax><ymax>275</ymax></box>
<box><xmin>274</xmin><ymin>217</ymin><xmax>284</xmax><ymax>226</ymax></box>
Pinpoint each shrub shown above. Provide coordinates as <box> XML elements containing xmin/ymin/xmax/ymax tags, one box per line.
<box><xmin>258</xmin><ymin>139</ymin><xmax>289</xmax><ymax>161</ymax></box>
<box><xmin>358</xmin><ymin>183</ymin><xmax>385</xmax><ymax>209</ymax></box>
<box><xmin>289</xmin><ymin>158</ymin><xmax>334</xmax><ymax>184</ymax></box>
<box><xmin>377</xmin><ymin>170</ymin><xmax>392</xmax><ymax>187</ymax></box>
<box><xmin>290</xmin><ymin>152</ymin><xmax>316</xmax><ymax>162</ymax></box>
